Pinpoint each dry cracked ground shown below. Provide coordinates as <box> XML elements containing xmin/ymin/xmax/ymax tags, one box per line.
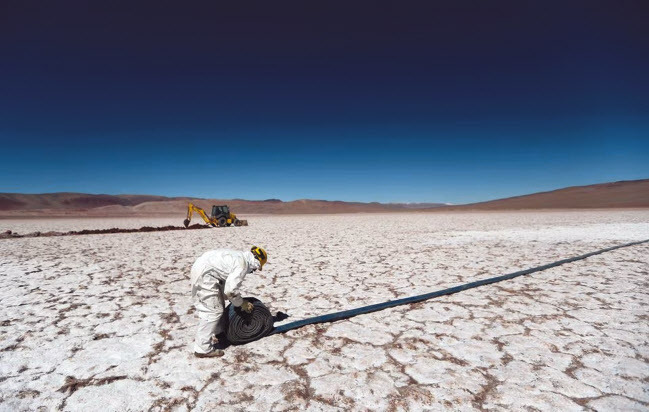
<box><xmin>1</xmin><ymin>211</ymin><xmax>648</xmax><ymax>411</ymax></box>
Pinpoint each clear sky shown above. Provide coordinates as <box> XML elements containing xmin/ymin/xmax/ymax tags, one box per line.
<box><xmin>1</xmin><ymin>1</ymin><xmax>647</xmax><ymax>204</ymax></box>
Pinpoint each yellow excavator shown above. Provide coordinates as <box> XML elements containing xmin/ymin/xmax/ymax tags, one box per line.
<box><xmin>183</xmin><ymin>203</ymin><xmax>248</xmax><ymax>228</ymax></box>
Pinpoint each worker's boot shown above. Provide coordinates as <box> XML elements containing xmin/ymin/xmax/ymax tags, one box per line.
<box><xmin>194</xmin><ymin>335</ymin><xmax>228</xmax><ymax>358</ymax></box>
<box><xmin>194</xmin><ymin>349</ymin><xmax>225</xmax><ymax>358</ymax></box>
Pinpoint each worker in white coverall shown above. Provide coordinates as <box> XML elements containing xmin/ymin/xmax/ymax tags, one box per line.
<box><xmin>190</xmin><ymin>246</ymin><xmax>268</xmax><ymax>358</ymax></box>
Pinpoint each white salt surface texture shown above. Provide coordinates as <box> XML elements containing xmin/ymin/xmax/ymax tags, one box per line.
<box><xmin>0</xmin><ymin>210</ymin><xmax>648</xmax><ymax>410</ymax></box>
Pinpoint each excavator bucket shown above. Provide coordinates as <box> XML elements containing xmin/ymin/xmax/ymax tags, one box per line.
<box><xmin>183</xmin><ymin>219</ymin><xmax>190</xmax><ymax>228</ymax></box>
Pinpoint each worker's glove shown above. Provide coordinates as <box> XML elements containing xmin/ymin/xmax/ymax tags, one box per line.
<box><xmin>240</xmin><ymin>300</ymin><xmax>254</xmax><ymax>313</ymax></box>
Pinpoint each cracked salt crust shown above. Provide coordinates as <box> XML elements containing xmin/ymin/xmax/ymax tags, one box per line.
<box><xmin>0</xmin><ymin>210</ymin><xmax>648</xmax><ymax>411</ymax></box>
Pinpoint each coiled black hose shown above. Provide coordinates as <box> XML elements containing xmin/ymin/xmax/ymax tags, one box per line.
<box><xmin>225</xmin><ymin>297</ymin><xmax>274</xmax><ymax>345</ymax></box>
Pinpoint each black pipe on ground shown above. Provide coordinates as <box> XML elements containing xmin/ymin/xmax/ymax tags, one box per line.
<box><xmin>225</xmin><ymin>239</ymin><xmax>649</xmax><ymax>343</ymax></box>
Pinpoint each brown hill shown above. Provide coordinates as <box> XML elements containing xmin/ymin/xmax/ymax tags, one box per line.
<box><xmin>0</xmin><ymin>193</ymin><xmax>445</xmax><ymax>217</ymax></box>
<box><xmin>0</xmin><ymin>193</ymin><xmax>173</xmax><ymax>211</ymax></box>
<box><xmin>0</xmin><ymin>179</ymin><xmax>646</xmax><ymax>217</ymax></box>
<box><xmin>435</xmin><ymin>179</ymin><xmax>649</xmax><ymax>211</ymax></box>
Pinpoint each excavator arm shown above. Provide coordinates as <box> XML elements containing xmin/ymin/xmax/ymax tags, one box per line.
<box><xmin>184</xmin><ymin>203</ymin><xmax>216</xmax><ymax>227</ymax></box>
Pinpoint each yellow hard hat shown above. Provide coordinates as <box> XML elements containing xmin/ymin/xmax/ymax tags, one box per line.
<box><xmin>251</xmin><ymin>246</ymin><xmax>267</xmax><ymax>270</ymax></box>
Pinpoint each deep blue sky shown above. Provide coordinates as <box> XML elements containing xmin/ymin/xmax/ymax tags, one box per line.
<box><xmin>1</xmin><ymin>1</ymin><xmax>648</xmax><ymax>203</ymax></box>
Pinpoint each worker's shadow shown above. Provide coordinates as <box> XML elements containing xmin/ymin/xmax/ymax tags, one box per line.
<box><xmin>273</xmin><ymin>311</ymin><xmax>290</xmax><ymax>323</ymax></box>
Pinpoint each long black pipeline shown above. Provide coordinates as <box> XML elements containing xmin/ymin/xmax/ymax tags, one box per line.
<box><xmin>270</xmin><ymin>238</ymin><xmax>649</xmax><ymax>335</ymax></box>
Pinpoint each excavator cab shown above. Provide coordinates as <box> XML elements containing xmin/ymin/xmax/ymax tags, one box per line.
<box><xmin>211</xmin><ymin>205</ymin><xmax>230</xmax><ymax>218</ymax></box>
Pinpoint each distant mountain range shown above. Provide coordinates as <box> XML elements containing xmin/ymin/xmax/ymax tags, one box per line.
<box><xmin>0</xmin><ymin>193</ymin><xmax>446</xmax><ymax>216</ymax></box>
<box><xmin>441</xmin><ymin>179</ymin><xmax>649</xmax><ymax>211</ymax></box>
<box><xmin>0</xmin><ymin>179</ymin><xmax>647</xmax><ymax>217</ymax></box>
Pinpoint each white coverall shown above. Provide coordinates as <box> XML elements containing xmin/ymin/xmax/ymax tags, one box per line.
<box><xmin>190</xmin><ymin>249</ymin><xmax>260</xmax><ymax>353</ymax></box>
